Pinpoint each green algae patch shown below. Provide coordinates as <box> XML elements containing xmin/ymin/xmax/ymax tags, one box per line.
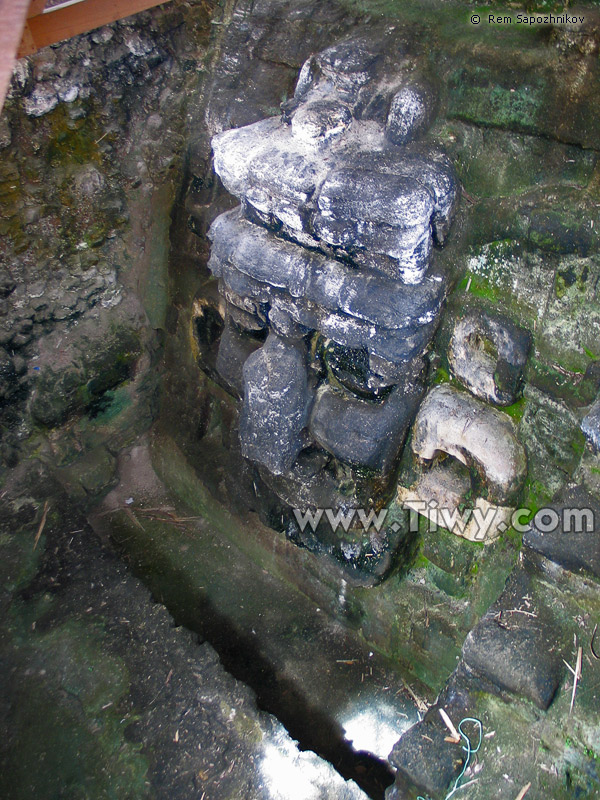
<box><xmin>519</xmin><ymin>385</ymin><xmax>586</xmax><ymax>500</ymax></box>
<box><xmin>536</xmin><ymin>255</ymin><xmax>600</xmax><ymax>374</ymax></box>
<box><xmin>435</xmin><ymin>121</ymin><xmax>598</xmax><ymax>200</ymax></box>
<box><xmin>502</xmin><ymin>396</ymin><xmax>527</xmax><ymax>423</ymax></box>
<box><xmin>45</xmin><ymin>104</ymin><xmax>102</xmax><ymax>168</ymax></box>
<box><xmin>30</xmin><ymin>323</ymin><xmax>141</xmax><ymax>429</ymax></box>
<box><xmin>459</xmin><ymin>242</ymin><xmax>554</xmax><ymax>328</ymax></box>
<box><xmin>0</xmin><ymin>621</ymin><xmax>149</xmax><ymax>800</ymax></box>
<box><xmin>139</xmin><ymin>182</ymin><xmax>175</xmax><ymax>331</ymax></box>
<box><xmin>449</xmin><ymin>67</ymin><xmax>546</xmax><ymax>134</ymax></box>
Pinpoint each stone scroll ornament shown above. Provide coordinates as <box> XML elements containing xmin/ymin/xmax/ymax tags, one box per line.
<box><xmin>204</xmin><ymin>38</ymin><xmax>462</xmax><ymax>581</ymax></box>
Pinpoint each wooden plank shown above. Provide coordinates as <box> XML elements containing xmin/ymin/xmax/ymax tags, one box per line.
<box><xmin>0</xmin><ymin>0</ymin><xmax>32</xmax><ymax>111</ymax></box>
<box><xmin>18</xmin><ymin>20</ymin><xmax>37</xmax><ymax>56</ymax></box>
<box><xmin>22</xmin><ymin>0</ymin><xmax>169</xmax><ymax>55</ymax></box>
<box><xmin>27</xmin><ymin>0</ymin><xmax>46</xmax><ymax>16</ymax></box>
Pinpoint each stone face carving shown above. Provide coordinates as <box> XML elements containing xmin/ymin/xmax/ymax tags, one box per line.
<box><xmin>211</xmin><ymin>39</ymin><xmax>458</xmax><ymax>286</ymax></box>
<box><xmin>412</xmin><ymin>385</ymin><xmax>527</xmax><ymax>505</ymax></box>
<box><xmin>203</xmin><ymin>36</ymin><xmax>461</xmax><ymax>578</ymax></box>
<box><xmin>400</xmin><ymin>384</ymin><xmax>527</xmax><ymax>541</ymax></box>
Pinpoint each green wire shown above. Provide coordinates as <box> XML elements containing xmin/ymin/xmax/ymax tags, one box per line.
<box><xmin>416</xmin><ymin>716</ymin><xmax>483</xmax><ymax>800</ymax></box>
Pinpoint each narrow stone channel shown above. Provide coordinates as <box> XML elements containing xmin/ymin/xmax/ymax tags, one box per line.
<box><xmin>93</xmin><ymin>439</ymin><xmax>417</xmax><ymax>798</ymax></box>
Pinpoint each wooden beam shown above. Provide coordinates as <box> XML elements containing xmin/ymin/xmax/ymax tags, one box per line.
<box><xmin>0</xmin><ymin>0</ymin><xmax>34</xmax><ymax>111</ymax></box>
<box><xmin>27</xmin><ymin>0</ymin><xmax>46</xmax><ymax>17</ymax></box>
<box><xmin>19</xmin><ymin>0</ymin><xmax>170</xmax><ymax>57</ymax></box>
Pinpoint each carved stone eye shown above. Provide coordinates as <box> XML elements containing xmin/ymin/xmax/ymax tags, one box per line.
<box><xmin>448</xmin><ymin>309</ymin><xmax>531</xmax><ymax>406</ymax></box>
<box><xmin>290</xmin><ymin>100</ymin><xmax>352</xmax><ymax>149</ymax></box>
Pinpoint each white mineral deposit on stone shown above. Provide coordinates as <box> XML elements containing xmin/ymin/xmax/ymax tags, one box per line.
<box><xmin>260</xmin><ymin>730</ymin><xmax>368</xmax><ymax>800</ymax></box>
<box><xmin>412</xmin><ymin>384</ymin><xmax>527</xmax><ymax>506</ymax></box>
<box><xmin>342</xmin><ymin>700</ymin><xmax>415</xmax><ymax>760</ymax></box>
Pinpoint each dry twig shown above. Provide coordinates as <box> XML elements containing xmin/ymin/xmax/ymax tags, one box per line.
<box><xmin>515</xmin><ymin>783</ymin><xmax>531</xmax><ymax>800</ymax></box>
<box><xmin>439</xmin><ymin>708</ymin><xmax>460</xmax><ymax>743</ymax></box>
<box><xmin>570</xmin><ymin>646</ymin><xmax>583</xmax><ymax>715</ymax></box>
<box><xmin>33</xmin><ymin>500</ymin><xmax>50</xmax><ymax>550</ymax></box>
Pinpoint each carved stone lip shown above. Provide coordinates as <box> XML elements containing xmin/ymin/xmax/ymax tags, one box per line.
<box><xmin>411</xmin><ymin>384</ymin><xmax>527</xmax><ymax>507</ymax></box>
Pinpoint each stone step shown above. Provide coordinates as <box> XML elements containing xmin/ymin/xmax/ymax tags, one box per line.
<box><xmin>523</xmin><ymin>487</ymin><xmax>600</xmax><ymax>581</ymax></box>
<box><xmin>461</xmin><ymin>564</ymin><xmax>566</xmax><ymax>711</ymax></box>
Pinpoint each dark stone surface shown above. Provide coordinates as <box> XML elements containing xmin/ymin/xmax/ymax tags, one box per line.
<box><xmin>349</xmin><ymin>148</ymin><xmax>458</xmax><ymax>246</ymax></box>
<box><xmin>388</xmin><ymin>702</ymin><xmax>466</xmax><ymax>800</ymax></box>
<box><xmin>211</xmin><ymin>122</ymin><xmax>458</xmax><ymax>283</ymax></box>
<box><xmin>271</xmin><ymin>293</ymin><xmax>440</xmax><ymax>364</ymax></box>
<box><xmin>314</xmin><ymin>168</ymin><xmax>434</xmax><ymax>282</ymax></box>
<box><xmin>208</xmin><ymin>208</ymin><xmax>446</xmax><ymax>349</ymax></box>
<box><xmin>0</xmin><ymin>347</ymin><xmax>17</xmax><ymax>403</ymax></box>
<box><xmin>310</xmin><ymin>380</ymin><xmax>423</xmax><ymax>472</ymax></box>
<box><xmin>240</xmin><ymin>333</ymin><xmax>312</xmax><ymax>475</ymax></box>
<box><xmin>287</xmin><ymin>37</ymin><xmax>383</xmax><ymax>115</ymax></box>
<box><xmin>202</xmin><ymin>0</ymin><xmax>354</xmax><ymax>135</ymax></box>
<box><xmin>215</xmin><ymin>314</ymin><xmax>264</xmax><ymax>398</ymax></box>
<box><xmin>319</xmin><ymin>339</ymin><xmax>394</xmax><ymax>397</ymax></box>
<box><xmin>461</xmin><ymin>567</ymin><xmax>565</xmax><ymax>710</ymax></box>
<box><xmin>523</xmin><ymin>487</ymin><xmax>600</xmax><ymax>579</ymax></box>
<box><xmin>210</xmin><ymin>39</ymin><xmax>458</xmax><ymax>284</ymax></box>
<box><xmin>385</xmin><ymin>83</ymin><xmax>433</xmax><ymax>145</ymax></box>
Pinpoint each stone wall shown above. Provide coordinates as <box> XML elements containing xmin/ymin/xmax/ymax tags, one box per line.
<box><xmin>0</xmin><ymin>0</ymin><xmax>213</xmax><ymax>495</ymax></box>
<box><xmin>175</xmin><ymin>0</ymin><xmax>600</xmax><ymax>586</ymax></box>
<box><xmin>1</xmin><ymin>0</ymin><xmax>598</xmax><ymax>671</ymax></box>
<box><xmin>1</xmin><ymin>2</ymin><xmax>600</xmax><ymax>798</ymax></box>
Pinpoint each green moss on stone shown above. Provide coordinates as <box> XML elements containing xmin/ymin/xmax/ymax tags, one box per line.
<box><xmin>0</xmin><ymin>621</ymin><xmax>149</xmax><ymax>800</ymax></box>
<box><xmin>449</xmin><ymin>67</ymin><xmax>546</xmax><ymax>134</ymax></box>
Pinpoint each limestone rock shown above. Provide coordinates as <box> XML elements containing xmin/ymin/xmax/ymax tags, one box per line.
<box><xmin>461</xmin><ymin>568</ymin><xmax>565</xmax><ymax>710</ymax></box>
<box><xmin>582</xmin><ymin>396</ymin><xmax>600</xmax><ymax>452</ymax></box>
<box><xmin>412</xmin><ymin>384</ymin><xmax>527</xmax><ymax>505</ymax></box>
<box><xmin>269</xmin><ymin>294</ymin><xmax>439</xmax><ymax>365</ymax></box>
<box><xmin>385</xmin><ymin>83</ymin><xmax>433</xmax><ymax>145</ymax></box>
<box><xmin>239</xmin><ymin>333</ymin><xmax>312</xmax><ymax>475</ymax></box>
<box><xmin>448</xmin><ymin>309</ymin><xmax>531</xmax><ymax>405</ymax></box>
<box><xmin>523</xmin><ymin>487</ymin><xmax>600</xmax><ymax>579</ymax></box>
<box><xmin>309</xmin><ymin>380</ymin><xmax>423</xmax><ymax>472</ymax></box>
<box><xmin>0</xmin><ymin>117</ymin><xmax>11</xmax><ymax>149</ymax></box>
<box><xmin>346</xmin><ymin>149</ymin><xmax>458</xmax><ymax>245</ymax></box>
<box><xmin>23</xmin><ymin>86</ymin><xmax>58</xmax><ymax>117</ymax></box>
<box><xmin>399</xmin><ymin>461</ymin><xmax>514</xmax><ymax>542</ymax></box>
<box><xmin>319</xmin><ymin>339</ymin><xmax>400</xmax><ymax>397</ymax></box>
